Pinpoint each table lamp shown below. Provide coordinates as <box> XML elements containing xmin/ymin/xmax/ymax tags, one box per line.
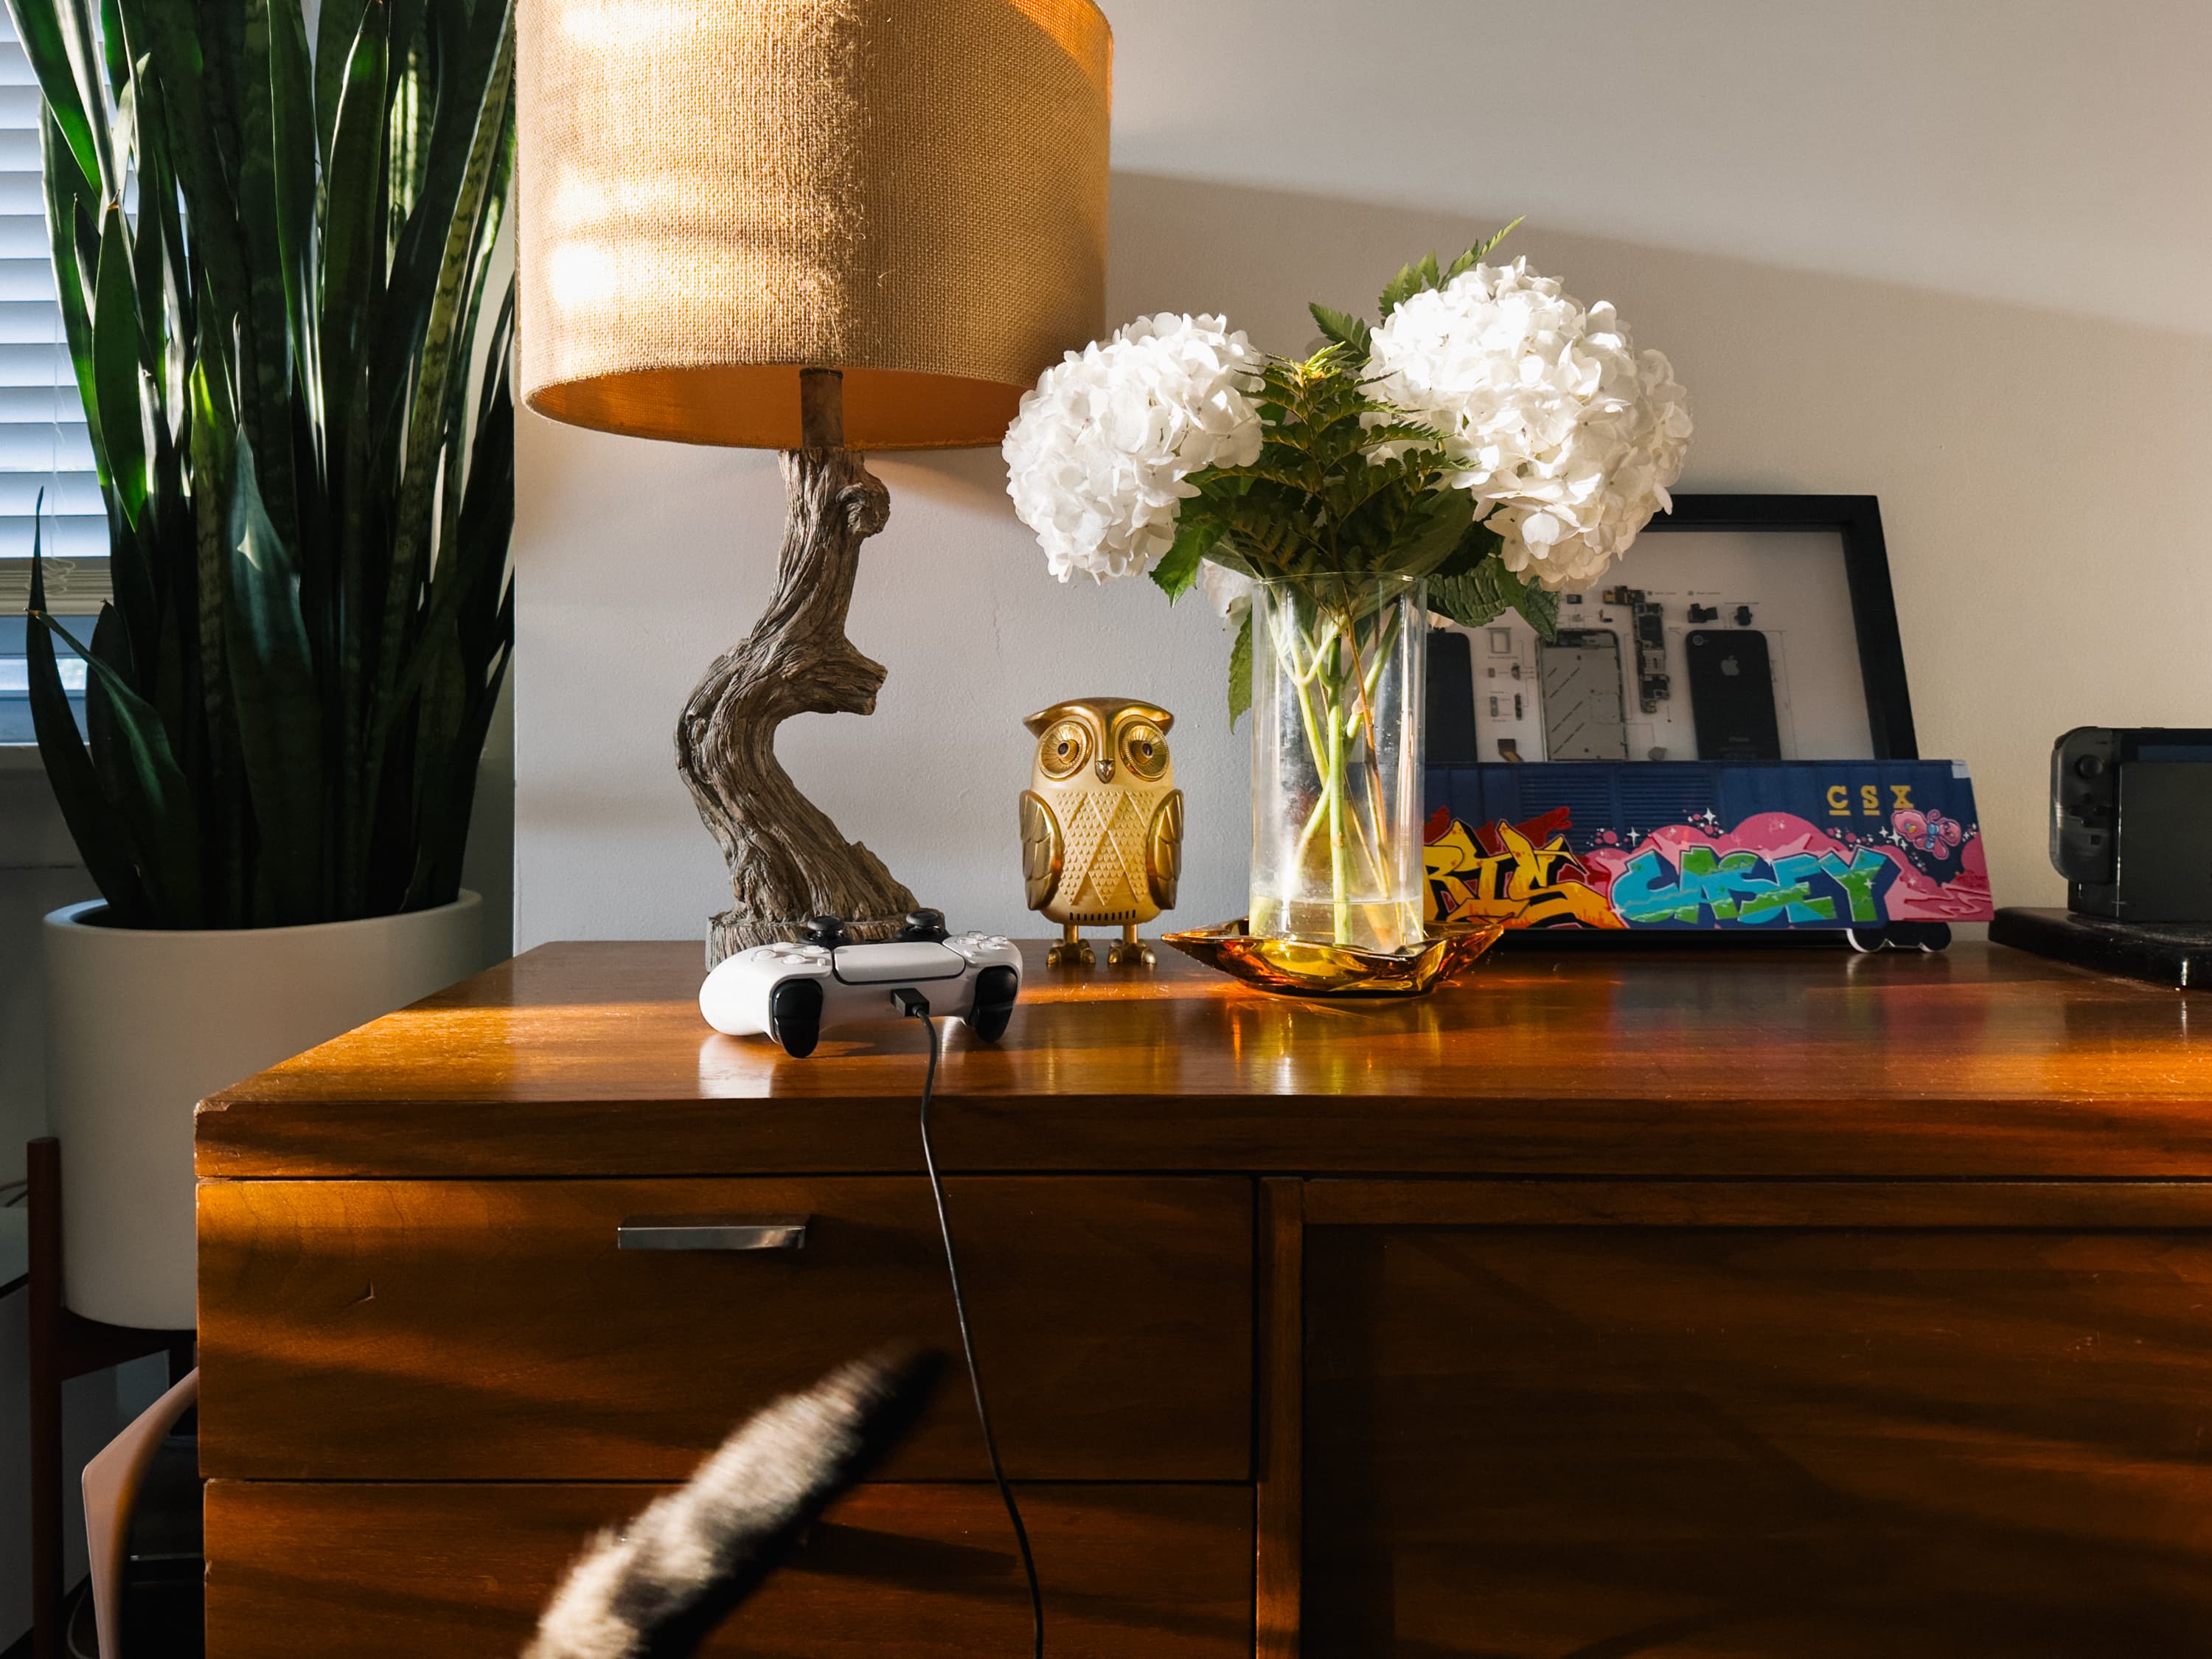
<box><xmin>516</xmin><ymin>0</ymin><xmax>1110</xmax><ymax>961</ymax></box>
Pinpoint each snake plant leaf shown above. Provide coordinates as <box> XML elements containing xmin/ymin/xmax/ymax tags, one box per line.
<box><xmin>90</xmin><ymin>205</ymin><xmax>147</xmax><ymax>528</ymax></box>
<box><xmin>122</xmin><ymin>0</ymin><xmax>248</xmax><ymax>325</ymax></box>
<box><xmin>53</xmin><ymin>0</ymin><xmax>119</xmax><ymax>198</ymax></box>
<box><xmin>38</xmin><ymin>116</ymin><xmax>96</xmax><ymax>440</ymax></box>
<box><xmin>17</xmin><ymin>0</ymin><xmax>515</xmax><ymax>928</ymax></box>
<box><xmin>380</xmin><ymin>432</ymin><xmax>515</xmax><ymax>827</ymax></box>
<box><xmin>84</xmin><ymin>599</ymin><xmax>133</xmax><ymax>807</ymax></box>
<box><xmin>407</xmin><ymin>596</ymin><xmax>510</xmax><ymax>910</ymax></box>
<box><xmin>379</xmin><ymin>10</ymin><xmax>512</xmax><ymax>727</ymax></box>
<box><xmin>22</xmin><ymin>521</ymin><xmax>153</xmax><ymax>924</ymax></box>
<box><xmin>186</xmin><ymin>348</ymin><xmax>247</xmax><ymax>922</ymax></box>
<box><xmin>398</xmin><ymin>616</ymin><xmax>466</xmax><ymax>911</ymax></box>
<box><xmin>380</xmin><ymin>0</ymin><xmax>507</xmax><ymax>366</ymax></box>
<box><xmin>95</xmin><ymin>0</ymin><xmax>123</xmax><ymax>98</ymax></box>
<box><xmin>226</xmin><ymin>435</ymin><xmax>327</xmax><ymax>923</ymax></box>
<box><xmin>2</xmin><ymin>0</ymin><xmax>102</xmax><ymax>192</ymax></box>
<box><xmin>40</xmin><ymin>605</ymin><xmax>203</xmax><ymax>924</ymax></box>
<box><xmin>319</xmin><ymin>0</ymin><xmax>389</xmax><ymax>450</ymax></box>
<box><xmin>233</xmin><ymin>0</ymin><xmax>304</xmax><ymax>551</ymax></box>
<box><xmin>267</xmin><ymin>0</ymin><xmax>316</xmax><ymax>358</ymax></box>
<box><xmin>123</xmin><ymin>88</ymin><xmax>167</xmax><ymax>387</ymax></box>
<box><xmin>311</xmin><ymin>0</ymin><xmax>367</xmax><ymax>166</ymax></box>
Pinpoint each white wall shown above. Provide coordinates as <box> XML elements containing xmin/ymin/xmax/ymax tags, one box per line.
<box><xmin>515</xmin><ymin>0</ymin><xmax>2212</xmax><ymax>950</ymax></box>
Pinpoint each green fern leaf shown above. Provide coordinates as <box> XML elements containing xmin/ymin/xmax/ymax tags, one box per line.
<box><xmin>1150</xmin><ymin>515</ymin><xmax>1222</xmax><ymax>601</ymax></box>
<box><xmin>1381</xmin><ymin>220</ymin><xmax>1526</xmax><ymax>317</ymax></box>
<box><xmin>1228</xmin><ymin>608</ymin><xmax>1253</xmax><ymax>728</ymax></box>
<box><xmin>1427</xmin><ymin>549</ymin><xmax>1559</xmax><ymax>640</ymax></box>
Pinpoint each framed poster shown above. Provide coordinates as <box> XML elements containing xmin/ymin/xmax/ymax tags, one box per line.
<box><xmin>1430</xmin><ymin>494</ymin><xmax>1917</xmax><ymax>766</ymax></box>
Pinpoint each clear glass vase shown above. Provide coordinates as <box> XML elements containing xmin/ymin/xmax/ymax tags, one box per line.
<box><xmin>1249</xmin><ymin>573</ymin><xmax>1428</xmax><ymax>952</ymax></box>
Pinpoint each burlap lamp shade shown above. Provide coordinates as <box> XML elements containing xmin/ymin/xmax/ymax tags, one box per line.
<box><xmin>516</xmin><ymin>0</ymin><xmax>1112</xmax><ymax>450</ymax></box>
<box><xmin>515</xmin><ymin>0</ymin><xmax>1113</xmax><ymax>961</ymax></box>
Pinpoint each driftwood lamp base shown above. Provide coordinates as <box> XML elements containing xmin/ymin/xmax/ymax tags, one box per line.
<box><xmin>675</xmin><ymin>371</ymin><xmax>918</xmax><ymax>966</ymax></box>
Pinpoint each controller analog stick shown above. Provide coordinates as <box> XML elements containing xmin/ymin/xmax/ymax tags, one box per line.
<box><xmin>801</xmin><ymin>915</ymin><xmax>850</xmax><ymax>948</ymax></box>
<box><xmin>898</xmin><ymin>908</ymin><xmax>949</xmax><ymax>942</ymax></box>
<box><xmin>768</xmin><ymin>978</ymin><xmax>824</xmax><ymax>1057</ymax></box>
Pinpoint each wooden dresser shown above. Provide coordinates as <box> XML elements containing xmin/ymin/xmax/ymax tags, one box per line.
<box><xmin>196</xmin><ymin>941</ymin><xmax>2212</xmax><ymax>1658</ymax></box>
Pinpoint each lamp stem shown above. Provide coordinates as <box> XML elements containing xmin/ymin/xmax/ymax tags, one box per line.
<box><xmin>799</xmin><ymin>366</ymin><xmax>844</xmax><ymax>449</ymax></box>
<box><xmin>674</xmin><ymin>369</ymin><xmax>918</xmax><ymax>965</ymax></box>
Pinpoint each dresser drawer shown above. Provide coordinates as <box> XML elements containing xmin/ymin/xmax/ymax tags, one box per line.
<box><xmin>206</xmin><ymin>1480</ymin><xmax>1253</xmax><ymax>1659</ymax></box>
<box><xmin>198</xmin><ymin>1175</ymin><xmax>1251</xmax><ymax>1480</ymax></box>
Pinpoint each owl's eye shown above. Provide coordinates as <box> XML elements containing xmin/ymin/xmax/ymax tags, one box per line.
<box><xmin>1120</xmin><ymin>723</ymin><xmax>1168</xmax><ymax>781</ymax></box>
<box><xmin>1040</xmin><ymin>720</ymin><xmax>1091</xmax><ymax>779</ymax></box>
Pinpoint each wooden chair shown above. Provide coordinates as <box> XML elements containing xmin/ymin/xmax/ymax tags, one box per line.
<box><xmin>24</xmin><ymin>1138</ymin><xmax>195</xmax><ymax>1659</ymax></box>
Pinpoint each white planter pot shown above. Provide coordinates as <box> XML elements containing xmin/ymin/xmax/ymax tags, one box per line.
<box><xmin>44</xmin><ymin>893</ymin><xmax>487</xmax><ymax>1329</ymax></box>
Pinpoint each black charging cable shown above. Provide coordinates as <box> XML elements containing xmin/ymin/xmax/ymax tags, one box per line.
<box><xmin>891</xmin><ymin>987</ymin><xmax>1044</xmax><ymax>1659</ymax></box>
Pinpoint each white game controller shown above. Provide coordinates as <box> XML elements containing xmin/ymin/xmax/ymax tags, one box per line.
<box><xmin>698</xmin><ymin>909</ymin><xmax>1023</xmax><ymax>1056</ymax></box>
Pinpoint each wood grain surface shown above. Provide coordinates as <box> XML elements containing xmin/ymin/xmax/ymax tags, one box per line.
<box><xmin>1304</xmin><ymin>1183</ymin><xmax>2212</xmax><ymax>1657</ymax></box>
<box><xmin>204</xmin><ymin>1481</ymin><xmax>1253</xmax><ymax>1659</ymax></box>
<box><xmin>1256</xmin><ymin>1178</ymin><xmax>1303</xmax><ymax>1659</ymax></box>
<box><xmin>194</xmin><ymin>941</ymin><xmax>2212</xmax><ymax>1180</ymax></box>
<box><xmin>198</xmin><ymin>1175</ymin><xmax>1250</xmax><ymax>1481</ymax></box>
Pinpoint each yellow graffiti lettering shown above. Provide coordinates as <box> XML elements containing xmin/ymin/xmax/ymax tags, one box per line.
<box><xmin>1424</xmin><ymin>819</ymin><xmax>1628</xmax><ymax>931</ymax></box>
<box><xmin>1826</xmin><ymin>785</ymin><xmax>1850</xmax><ymax>816</ymax></box>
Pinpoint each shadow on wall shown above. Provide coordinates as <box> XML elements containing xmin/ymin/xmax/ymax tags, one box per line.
<box><xmin>510</xmin><ymin>170</ymin><xmax>2212</xmax><ymax>946</ymax></box>
<box><xmin>1088</xmin><ymin>172</ymin><xmax>2212</xmax><ymax>911</ymax></box>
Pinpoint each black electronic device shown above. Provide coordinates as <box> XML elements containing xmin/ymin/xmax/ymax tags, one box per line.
<box><xmin>1425</xmin><ymin>627</ymin><xmax>1481</xmax><ymax>765</ymax></box>
<box><xmin>2048</xmin><ymin>726</ymin><xmax>2212</xmax><ymax>922</ymax></box>
<box><xmin>1684</xmin><ymin>629</ymin><xmax>1782</xmax><ymax>761</ymax></box>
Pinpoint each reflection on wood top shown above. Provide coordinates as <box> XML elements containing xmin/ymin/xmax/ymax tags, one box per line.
<box><xmin>195</xmin><ymin>940</ymin><xmax>2212</xmax><ymax>1180</ymax></box>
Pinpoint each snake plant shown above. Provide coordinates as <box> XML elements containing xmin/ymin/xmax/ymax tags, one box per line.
<box><xmin>7</xmin><ymin>0</ymin><xmax>515</xmax><ymax>928</ymax></box>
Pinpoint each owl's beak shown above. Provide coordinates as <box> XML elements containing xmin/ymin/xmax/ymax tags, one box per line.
<box><xmin>1095</xmin><ymin>758</ymin><xmax>1116</xmax><ymax>783</ymax></box>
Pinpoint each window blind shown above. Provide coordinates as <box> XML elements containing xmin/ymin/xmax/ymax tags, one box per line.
<box><xmin>0</xmin><ymin>10</ymin><xmax>107</xmax><ymax>576</ymax></box>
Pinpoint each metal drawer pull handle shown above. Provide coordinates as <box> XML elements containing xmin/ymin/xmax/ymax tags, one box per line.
<box><xmin>616</xmin><ymin>1213</ymin><xmax>810</xmax><ymax>1252</ymax></box>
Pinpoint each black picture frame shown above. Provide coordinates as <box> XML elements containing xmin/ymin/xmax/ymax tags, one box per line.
<box><xmin>1638</xmin><ymin>493</ymin><xmax>1916</xmax><ymax>760</ymax></box>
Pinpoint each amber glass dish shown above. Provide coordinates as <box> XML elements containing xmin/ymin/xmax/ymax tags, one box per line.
<box><xmin>1160</xmin><ymin>918</ymin><xmax>1504</xmax><ymax>997</ymax></box>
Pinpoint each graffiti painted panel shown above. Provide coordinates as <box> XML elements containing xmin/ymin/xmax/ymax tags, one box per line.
<box><xmin>1424</xmin><ymin>761</ymin><xmax>1993</xmax><ymax>932</ymax></box>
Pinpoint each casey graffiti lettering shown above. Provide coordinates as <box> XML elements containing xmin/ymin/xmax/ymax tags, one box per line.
<box><xmin>1609</xmin><ymin>844</ymin><xmax>1896</xmax><ymax>926</ymax></box>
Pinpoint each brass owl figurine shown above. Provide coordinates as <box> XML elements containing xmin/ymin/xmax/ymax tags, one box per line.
<box><xmin>1020</xmin><ymin>698</ymin><xmax>1185</xmax><ymax>967</ymax></box>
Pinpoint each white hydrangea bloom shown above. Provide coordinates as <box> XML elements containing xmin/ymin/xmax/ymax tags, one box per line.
<box><xmin>1365</xmin><ymin>259</ymin><xmax>1691</xmax><ymax>589</ymax></box>
<box><xmin>1004</xmin><ymin>313</ymin><xmax>1263</xmax><ymax>582</ymax></box>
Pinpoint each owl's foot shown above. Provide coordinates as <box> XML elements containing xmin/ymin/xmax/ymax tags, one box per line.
<box><xmin>1108</xmin><ymin>931</ymin><xmax>1155</xmax><ymax>968</ymax></box>
<box><xmin>1047</xmin><ymin>938</ymin><xmax>1096</xmax><ymax>967</ymax></box>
